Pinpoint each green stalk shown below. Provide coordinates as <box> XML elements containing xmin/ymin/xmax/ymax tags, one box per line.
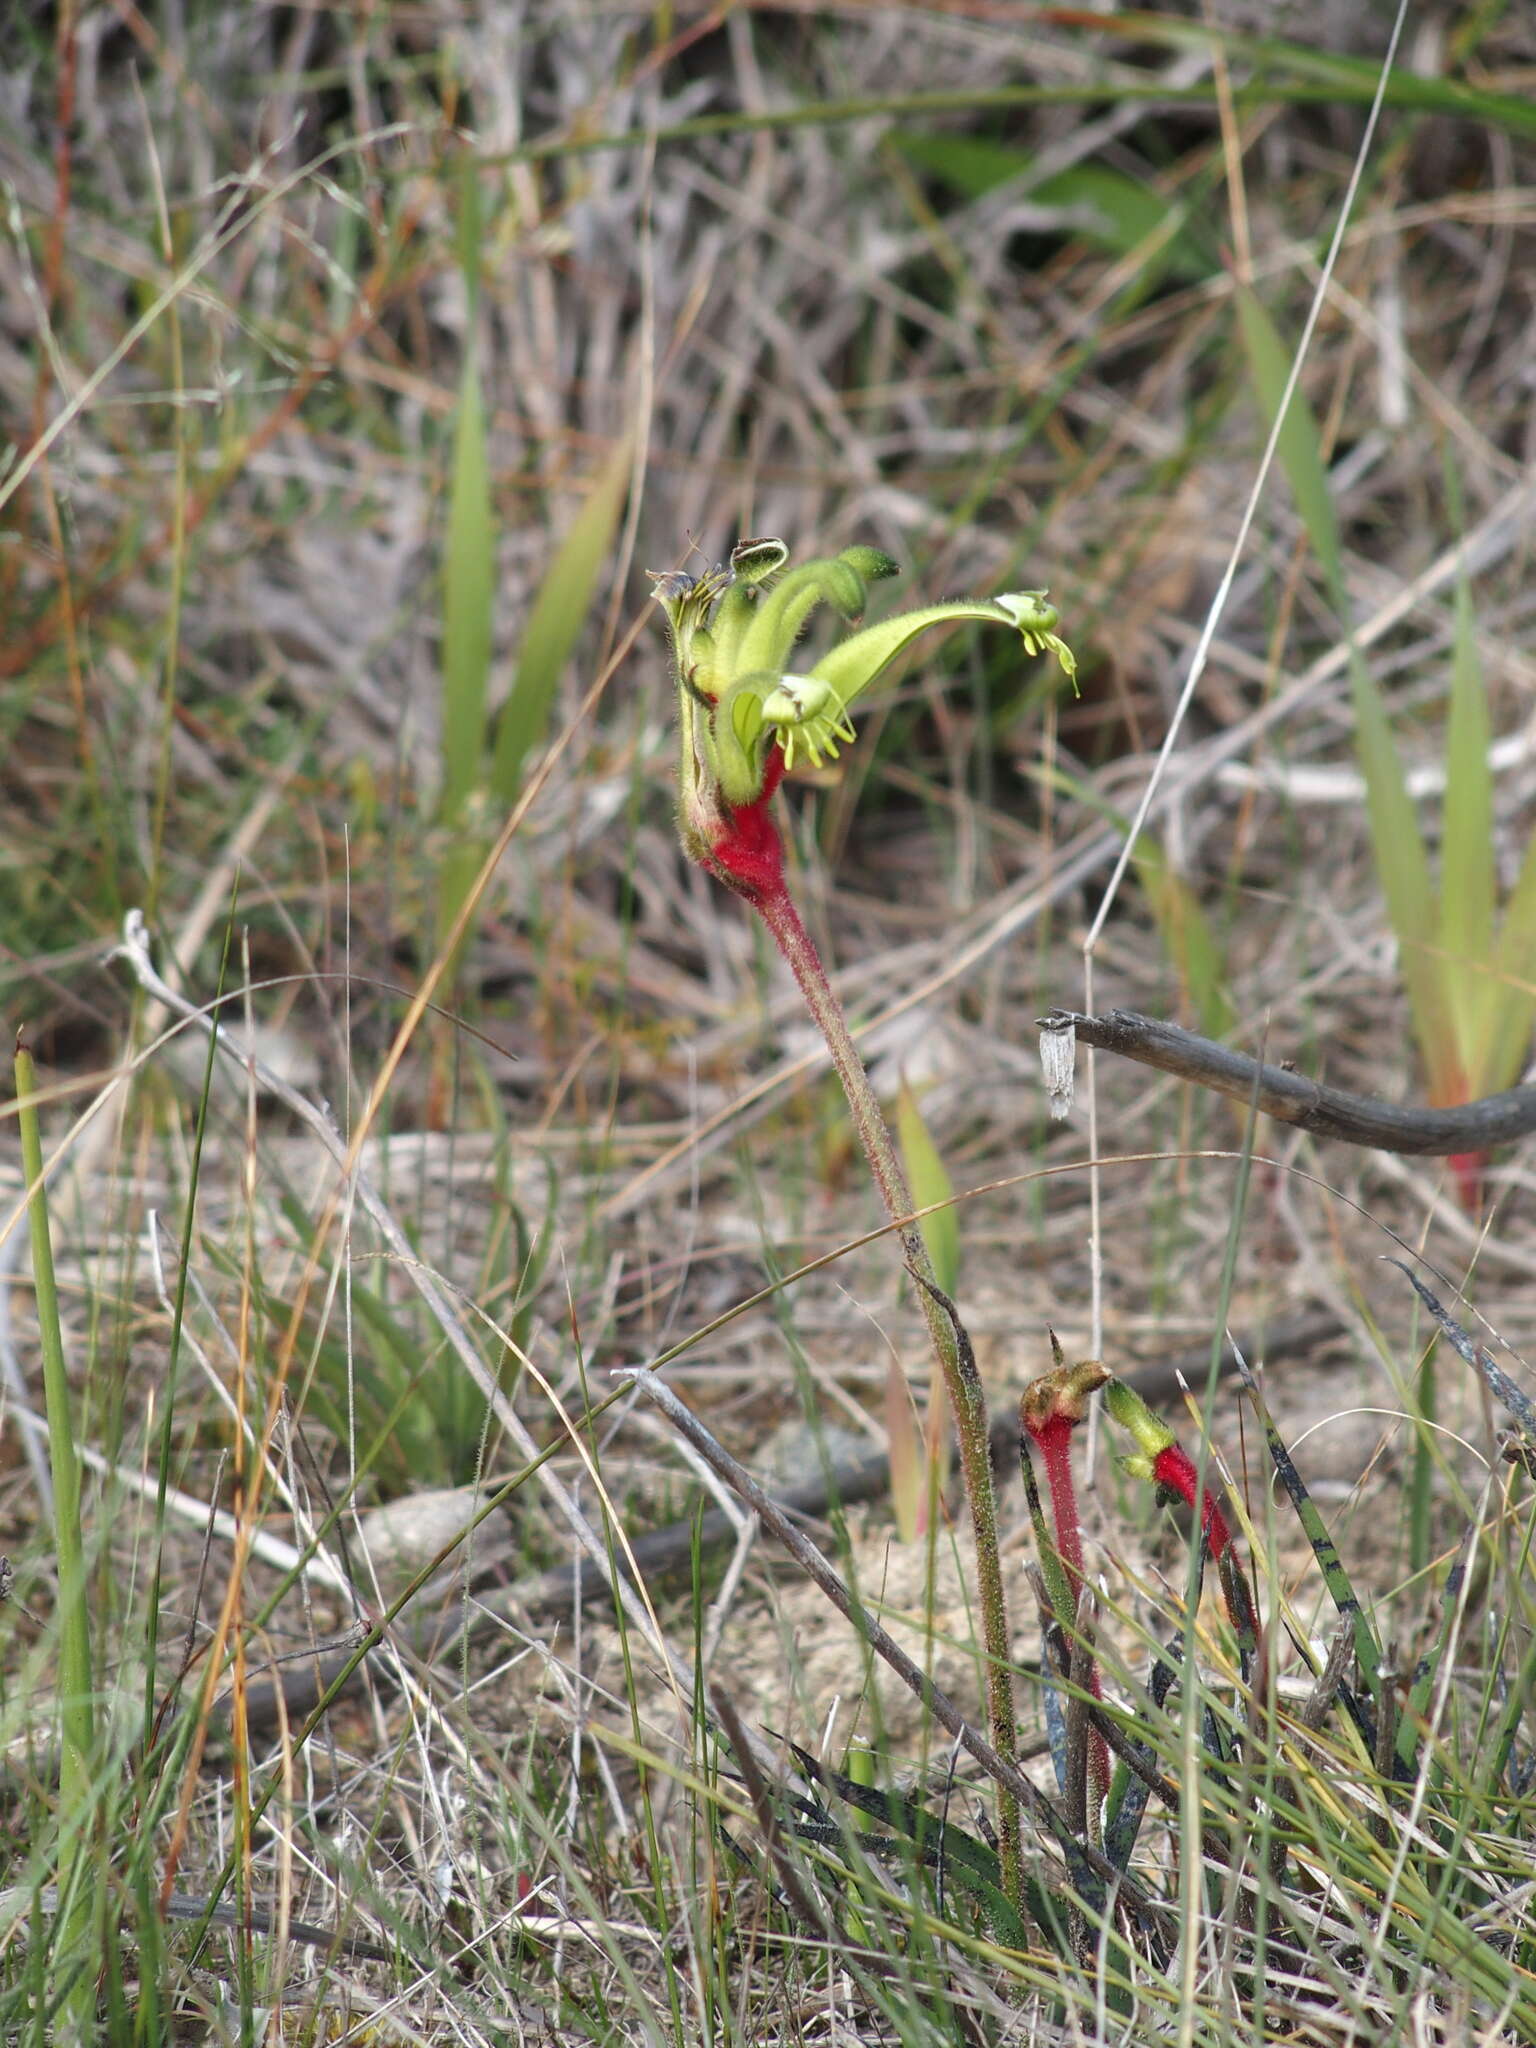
<box><xmin>1410</xmin><ymin>1344</ymin><xmax>1436</xmax><ymax>1580</ymax></box>
<box><xmin>753</xmin><ymin>885</ymin><xmax>1024</xmax><ymax>1910</ymax></box>
<box><xmin>15</xmin><ymin>1042</ymin><xmax>96</xmax><ymax>2040</ymax></box>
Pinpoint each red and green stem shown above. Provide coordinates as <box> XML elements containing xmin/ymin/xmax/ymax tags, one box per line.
<box><xmin>1103</xmin><ymin>1377</ymin><xmax>1259</xmax><ymax>1656</ymax></box>
<box><xmin>703</xmin><ymin>776</ymin><xmax>1025</xmax><ymax>1912</ymax></box>
<box><xmin>1022</xmin><ymin>1394</ymin><xmax>1112</xmax><ymax>1821</ymax></box>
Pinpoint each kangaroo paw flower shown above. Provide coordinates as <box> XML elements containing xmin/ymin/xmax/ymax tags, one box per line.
<box><xmin>651</xmin><ymin>539</ymin><xmax>1079</xmax><ymax>899</ymax></box>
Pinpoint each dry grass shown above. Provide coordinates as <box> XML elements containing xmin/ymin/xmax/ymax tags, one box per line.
<box><xmin>2</xmin><ymin>3</ymin><xmax>1536</xmax><ymax>2042</ymax></box>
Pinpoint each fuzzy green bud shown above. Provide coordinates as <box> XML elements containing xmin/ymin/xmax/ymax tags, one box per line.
<box><xmin>1102</xmin><ymin>1377</ymin><xmax>1176</xmax><ymax>1460</ymax></box>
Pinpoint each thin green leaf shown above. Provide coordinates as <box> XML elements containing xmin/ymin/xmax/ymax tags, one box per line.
<box><xmin>892</xmin><ymin>1083</ymin><xmax>960</xmax><ymax>1535</ymax></box>
<box><xmin>15</xmin><ymin>1045</ymin><xmax>97</xmax><ymax>2039</ymax></box>
<box><xmin>488</xmin><ymin>436</ymin><xmax>631</xmax><ymax>805</ymax></box>
<box><xmin>1350</xmin><ymin>657</ymin><xmax>1458</xmax><ymax>1094</ymax></box>
<box><xmin>1235</xmin><ymin>285</ymin><xmax>1344</xmax><ymax>605</ymax></box>
<box><xmin>1405</xmin><ymin>1529</ymin><xmax>1473</xmax><ymax>1753</ymax></box>
<box><xmin>1132</xmin><ymin>836</ymin><xmax>1235</xmax><ymax>1040</ymax></box>
<box><xmin>1238</xmin><ymin>288</ymin><xmax>1457</xmax><ymax>1091</ymax></box>
<box><xmin>788</xmin><ymin>1744</ymin><xmax>1063</xmax><ymax>1954</ymax></box>
<box><xmin>1102</xmin><ymin>1654</ymin><xmax>1177</xmax><ymax>1872</ymax></box>
<box><xmin>1485</xmin><ymin>825</ymin><xmax>1536</xmax><ymax>1093</ymax></box>
<box><xmin>440</xmin><ymin>342</ymin><xmax>495</xmax><ymax>825</ymax></box>
<box><xmin>894</xmin><ymin>134</ymin><xmax>1211</xmax><ymax>281</ymax></box>
<box><xmin>1031</xmin><ymin>164</ymin><xmax>1210</xmax><ymax>281</ymax></box>
<box><xmin>1441</xmin><ymin>570</ymin><xmax>1496</xmax><ymax>1076</ymax></box>
<box><xmin>1235</xmin><ymin>1351</ymin><xmax>1398</xmax><ymax>1760</ymax></box>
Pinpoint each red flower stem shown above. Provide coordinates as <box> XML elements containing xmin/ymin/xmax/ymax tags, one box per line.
<box><xmin>1151</xmin><ymin>1443</ymin><xmax>1259</xmax><ymax>1653</ymax></box>
<box><xmin>1029</xmin><ymin>1412</ymin><xmax>1111</xmax><ymax>1816</ymax></box>
<box><xmin>1151</xmin><ymin>1444</ymin><xmax>1233</xmax><ymax>1558</ymax></box>
<box><xmin>751</xmin><ymin>873</ymin><xmax>1024</xmax><ymax>1910</ymax></box>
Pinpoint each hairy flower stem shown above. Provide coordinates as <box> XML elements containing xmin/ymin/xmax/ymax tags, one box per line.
<box><xmin>1023</xmin><ymin>1395</ymin><xmax>1112</xmax><ymax>1821</ymax></box>
<box><xmin>753</xmin><ymin>878</ymin><xmax>1024</xmax><ymax>1912</ymax></box>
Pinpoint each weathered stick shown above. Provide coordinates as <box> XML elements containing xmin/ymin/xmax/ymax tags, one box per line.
<box><xmin>1038</xmin><ymin>1008</ymin><xmax>1536</xmax><ymax>1155</ymax></box>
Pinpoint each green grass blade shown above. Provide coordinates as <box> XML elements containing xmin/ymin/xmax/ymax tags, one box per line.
<box><xmin>1238</xmin><ymin>286</ymin><xmax>1456</xmax><ymax>1094</ymax></box>
<box><xmin>1440</xmin><ymin>569</ymin><xmax>1495</xmax><ymax>1079</ymax></box>
<box><xmin>893</xmin><ymin>133</ymin><xmax>1212</xmax><ymax>282</ymax></box>
<box><xmin>1405</xmin><ymin>1529</ymin><xmax>1472</xmax><ymax>1764</ymax></box>
<box><xmin>434</xmin><ymin>331</ymin><xmax>497</xmax><ymax>970</ymax></box>
<box><xmin>1350</xmin><ymin>656</ymin><xmax>1456</xmax><ymax>1093</ymax></box>
<box><xmin>1485</xmin><ymin>1519</ymin><xmax>1536</xmax><ymax>1798</ymax></box>
<box><xmin>1132</xmin><ymin>835</ymin><xmax>1235</xmax><ymax>1040</ymax></box>
<box><xmin>1485</xmin><ymin>824</ymin><xmax>1536</xmax><ymax>1093</ymax></box>
<box><xmin>1235</xmin><ymin>285</ymin><xmax>1344</xmax><ymax>604</ymax></box>
<box><xmin>488</xmin><ymin>436</ymin><xmax>631</xmax><ymax>806</ymax></box>
<box><xmin>895</xmin><ymin>1081</ymin><xmax>961</xmax><ymax>1534</ymax></box>
<box><xmin>439</xmin><ymin>341</ymin><xmax>495</xmax><ymax>827</ymax></box>
<box><xmin>1234</xmin><ymin>1351</ymin><xmax>1390</xmax><ymax>1742</ymax></box>
<box><xmin>15</xmin><ymin>1043</ymin><xmax>97</xmax><ymax>2040</ymax></box>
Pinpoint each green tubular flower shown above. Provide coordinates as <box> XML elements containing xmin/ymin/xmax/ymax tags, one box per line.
<box><xmin>994</xmin><ymin>591</ymin><xmax>1078</xmax><ymax>683</ymax></box>
<box><xmin>758</xmin><ymin>675</ymin><xmax>856</xmax><ymax>770</ymax></box>
<box><xmin>728</xmin><ymin>550</ymin><xmax>896</xmax><ymax>683</ymax></box>
<box><xmin>651</xmin><ymin>539</ymin><xmax>1080</xmax><ymax>837</ymax></box>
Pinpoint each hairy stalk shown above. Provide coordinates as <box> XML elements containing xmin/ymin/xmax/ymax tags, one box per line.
<box><xmin>1021</xmin><ymin>1351</ymin><xmax>1113</xmax><ymax>1826</ymax></box>
<box><xmin>654</xmin><ymin>542</ymin><xmax>1077</xmax><ymax>1918</ymax></box>
<box><xmin>753</xmin><ymin>879</ymin><xmax>1024</xmax><ymax>1912</ymax></box>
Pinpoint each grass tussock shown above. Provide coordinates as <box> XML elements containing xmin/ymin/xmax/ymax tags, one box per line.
<box><xmin>2</xmin><ymin>4</ymin><xmax>1536</xmax><ymax>2043</ymax></box>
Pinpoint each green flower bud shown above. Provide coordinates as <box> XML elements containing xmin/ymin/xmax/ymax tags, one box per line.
<box><xmin>730</xmin><ymin>536</ymin><xmax>790</xmax><ymax>584</ymax></box>
<box><xmin>1116</xmin><ymin>1451</ymin><xmax>1158</xmax><ymax>1482</ymax></box>
<box><xmin>837</xmin><ymin>546</ymin><xmax>900</xmax><ymax>585</ymax></box>
<box><xmin>1102</xmin><ymin>1377</ymin><xmax>1175</xmax><ymax>1460</ymax></box>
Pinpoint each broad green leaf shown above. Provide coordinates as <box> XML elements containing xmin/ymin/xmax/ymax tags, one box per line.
<box><xmin>488</xmin><ymin>435</ymin><xmax>632</xmax><ymax>804</ymax></box>
<box><xmin>891</xmin><ymin>131</ymin><xmax>1030</xmax><ymax>199</ymax></box>
<box><xmin>894</xmin><ymin>135</ymin><xmax>1211</xmax><ymax>279</ymax></box>
<box><xmin>895</xmin><ymin>1080</ymin><xmax>960</xmax><ymax>1296</ymax></box>
<box><xmin>1033</xmin><ymin>165</ymin><xmax>1210</xmax><ymax>281</ymax></box>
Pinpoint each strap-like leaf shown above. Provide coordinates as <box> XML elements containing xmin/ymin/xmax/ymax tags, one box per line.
<box><xmin>1235</xmin><ymin>1353</ymin><xmax>1401</xmax><ymax>1765</ymax></box>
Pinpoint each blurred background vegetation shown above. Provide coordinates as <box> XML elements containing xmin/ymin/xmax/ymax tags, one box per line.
<box><xmin>2</xmin><ymin>2</ymin><xmax>1535</xmax><ymax>2040</ymax></box>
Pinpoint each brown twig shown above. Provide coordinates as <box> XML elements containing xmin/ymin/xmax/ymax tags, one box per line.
<box><xmin>1039</xmin><ymin>1008</ymin><xmax>1536</xmax><ymax>1155</ymax></box>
